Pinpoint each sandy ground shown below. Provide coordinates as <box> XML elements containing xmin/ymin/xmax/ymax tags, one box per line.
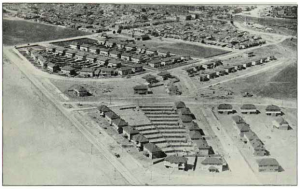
<box><xmin>3</xmin><ymin>61</ymin><xmax>128</xmax><ymax>185</ymax></box>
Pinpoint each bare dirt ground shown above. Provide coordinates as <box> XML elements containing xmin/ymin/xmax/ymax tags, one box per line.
<box><xmin>3</xmin><ymin>61</ymin><xmax>128</xmax><ymax>185</ymax></box>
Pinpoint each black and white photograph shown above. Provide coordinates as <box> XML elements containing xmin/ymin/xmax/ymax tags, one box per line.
<box><xmin>2</xmin><ymin>2</ymin><xmax>298</xmax><ymax>186</ymax></box>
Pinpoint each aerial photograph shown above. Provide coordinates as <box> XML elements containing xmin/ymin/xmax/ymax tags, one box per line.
<box><xmin>2</xmin><ymin>3</ymin><xmax>298</xmax><ymax>186</ymax></box>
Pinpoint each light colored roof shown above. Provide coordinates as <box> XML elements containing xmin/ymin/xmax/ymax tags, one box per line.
<box><xmin>189</xmin><ymin>131</ymin><xmax>202</xmax><ymax>140</ymax></box>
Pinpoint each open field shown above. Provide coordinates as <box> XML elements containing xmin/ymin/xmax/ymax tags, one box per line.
<box><xmin>157</xmin><ymin>42</ymin><xmax>230</xmax><ymax>58</ymax></box>
<box><xmin>3</xmin><ymin>19</ymin><xmax>89</xmax><ymax>46</ymax></box>
<box><xmin>3</xmin><ymin>61</ymin><xmax>128</xmax><ymax>185</ymax></box>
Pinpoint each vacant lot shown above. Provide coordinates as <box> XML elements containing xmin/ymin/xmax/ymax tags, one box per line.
<box><xmin>157</xmin><ymin>43</ymin><xmax>230</xmax><ymax>58</ymax></box>
<box><xmin>3</xmin><ymin>19</ymin><xmax>89</xmax><ymax>46</ymax></box>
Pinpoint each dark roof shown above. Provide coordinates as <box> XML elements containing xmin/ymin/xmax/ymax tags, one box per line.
<box><xmin>134</xmin><ymin>85</ymin><xmax>148</xmax><ymax>90</ymax></box>
<box><xmin>123</xmin><ymin>126</ymin><xmax>139</xmax><ymax>135</ymax></box>
<box><xmin>175</xmin><ymin>101</ymin><xmax>186</xmax><ymax>109</ymax></box>
<box><xmin>144</xmin><ymin>143</ymin><xmax>162</xmax><ymax>153</ymax></box>
<box><xmin>164</xmin><ymin>155</ymin><xmax>188</xmax><ymax>164</ymax></box>
<box><xmin>112</xmin><ymin>118</ymin><xmax>128</xmax><ymax>127</ymax></box>
<box><xmin>180</xmin><ymin>114</ymin><xmax>193</xmax><ymax>122</ymax></box>
<box><xmin>157</xmin><ymin>71</ymin><xmax>171</xmax><ymax>77</ymax></box>
<box><xmin>98</xmin><ymin>105</ymin><xmax>111</xmax><ymax>112</ymax></box>
<box><xmin>142</xmin><ymin>74</ymin><xmax>156</xmax><ymax>80</ymax></box>
<box><xmin>241</xmin><ymin>104</ymin><xmax>257</xmax><ymax>110</ymax></box>
<box><xmin>232</xmin><ymin>115</ymin><xmax>246</xmax><ymax>124</ymax></box>
<box><xmin>237</xmin><ymin>123</ymin><xmax>250</xmax><ymax>132</ymax></box>
<box><xmin>257</xmin><ymin>158</ymin><xmax>279</xmax><ymax>166</ymax></box>
<box><xmin>189</xmin><ymin>131</ymin><xmax>202</xmax><ymax>140</ymax></box>
<box><xmin>202</xmin><ymin>157</ymin><xmax>223</xmax><ymax>165</ymax></box>
<box><xmin>80</xmin><ymin>67</ymin><xmax>95</xmax><ymax>72</ymax></box>
<box><xmin>184</xmin><ymin>121</ymin><xmax>201</xmax><ymax>131</ymax></box>
<box><xmin>105</xmin><ymin>111</ymin><xmax>119</xmax><ymax>119</ymax></box>
<box><xmin>178</xmin><ymin>108</ymin><xmax>192</xmax><ymax>115</ymax></box>
<box><xmin>266</xmin><ymin>105</ymin><xmax>281</xmax><ymax>112</ymax></box>
<box><xmin>71</xmin><ymin>85</ymin><xmax>88</xmax><ymax>92</ymax></box>
<box><xmin>132</xmin><ymin>134</ymin><xmax>149</xmax><ymax>143</ymax></box>
<box><xmin>218</xmin><ymin>104</ymin><xmax>233</xmax><ymax>110</ymax></box>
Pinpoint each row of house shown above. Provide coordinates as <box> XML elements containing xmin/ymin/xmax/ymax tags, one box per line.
<box><xmin>217</xmin><ymin>104</ymin><xmax>283</xmax><ymax>116</ymax></box>
<box><xmin>197</xmin><ymin>56</ymin><xmax>276</xmax><ymax>82</ymax></box>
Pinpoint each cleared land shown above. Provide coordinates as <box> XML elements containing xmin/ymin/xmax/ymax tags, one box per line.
<box><xmin>3</xmin><ymin>60</ymin><xmax>128</xmax><ymax>185</ymax></box>
<box><xmin>157</xmin><ymin>43</ymin><xmax>230</xmax><ymax>58</ymax></box>
<box><xmin>3</xmin><ymin>19</ymin><xmax>89</xmax><ymax>46</ymax></box>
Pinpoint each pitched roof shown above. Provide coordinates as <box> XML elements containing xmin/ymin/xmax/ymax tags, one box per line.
<box><xmin>183</xmin><ymin>121</ymin><xmax>200</xmax><ymax>131</ymax></box>
<box><xmin>178</xmin><ymin>107</ymin><xmax>192</xmax><ymax>115</ymax></box>
<box><xmin>80</xmin><ymin>67</ymin><xmax>96</xmax><ymax>72</ymax></box>
<box><xmin>180</xmin><ymin>115</ymin><xmax>193</xmax><ymax>123</ymax></box>
<box><xmin>144</xmin><ymin>143</ymin><xmax>162</xmax><ymax>153</ymax></box>
<box><xmin>257</xmin><ymin>158</ymin><xmax>279</xmax><ymax>167</ymax></box>
<box><xmin>61</xmin><ymin>65</ymin><xmax>75</xmax><ymax>71</ymax></box>
<box><xmin>232</xmin><ymin>115</ymin><xmax>246</xmax><ymax>124</ymax></box>
<box><xmin>134</xmin><ymin>85</ymin><xmax>148</xmax><ymax>90</ymax></box>
<box><xmin>98</xmin><ymin>105</ymin><xmax>111</xmax><ymax>112</ymax></box>
<box><xmin>194</xmin><ymin>138</ymin><xmax>210</xmax><ymax>149</ymax></box>
<box><xmin>112</xmin><ymin>118</ymin><xmax>128</xmax><ymax>127</ymax></box>
<box><xmin>266</xmin><ymin>105</ymin><xmax>281</xmax><ymax>112</ymax></box>
<box><xmin>241</xmin><ymin>104</ymin><xmax>257</xmax><ymax>110</ymax></box>
<box><xmin>175</xmin><ymin>101</ymin><xmax>186</xmax><ymax>109</ymax></box>
<box><xmin>237</xmin><ymin>123</ymin><xmax>250</xmax><ymax>132</ymax></box>
<box><xmin>274</xmin><ymin>117</ymin><xmax>289</xmax><ymax>125</ymax></box>
<box><xmin>105</xmin><ymin>111</ymin><xmax>119</xmax><ymax>119</ymax></box>
<box><xmin>123</xmin><ymin>126</ymin><xmax>139</xmax><ymax>135</ymax></box>
<box><xmin>164</xmin><ymin>155</ymin><xmax>188</xmax><ymax>164</ymax></box>
<box><xmin>132</xmin><ymin>134</ymin><xmax>149</xmax><ymax>143</ymax></box>
<box><xmin>218</xmin><ymin>104</ymin><xmax>233</xmax><ymax>110</ymax></box>
<box><xmin>189</xmin><ymin>131</ymin><xmax>202</xmax><ymax>140</ymax></box>
<box><xmin>202</xmin><ymin>157</ymin><xmax>223</xmax><ymax>165</ymax></box>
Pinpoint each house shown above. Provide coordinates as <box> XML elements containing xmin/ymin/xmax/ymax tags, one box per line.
<box><xmin>236</xmin><ymin>122</ymin><xmax>250</xmax><ymax>137</ymax></box>
<box><xmin>45</xmin><ymin>45</ymin><xmax>56</xmax><ymax>53</ymax></box>
<box><xmin>161</xmin><ymin>57</ymin><xmax>174</xmax><ymax>66</ymax></box>
<box><xmin>61</xmin><ymin>66</ymin><xmax>76</xmax><ymax>75</ymax></box>
<box><xmin>132</xmin><ymin>134</ymin><xmax>149</xmax><ymax>151</ymax></box>
<box><xmin>107</xmin><ymin>59</ymin><xmax>122</xmax><ymax>68</ymax></box>
<box><xmin>99</xmin><ymin>48</ymin><xmax>110</xmax><ymax>56</ymax></box>
<box><xmin>96</xmin><ymin>56</ymin><xmax>110</xmax><ymax>66</ymax></box>
<box><xmin>178</xmin><ymin>107</ymin><xmax>194</xmax><ymax>117</ymax></box>
<box><xmin>183</xmin><ymin>121</ymin><xmax>201</xmax><ymax>131</ymax></box>
<box><xmin>79</xmin><ymin>68</ymin><xmax>96</xmax><ymax>77</ymax></box>
<box><xmin>98</xmin><ymin>105</ymin><xmax>111</xmax><ymax>117</ymax></box>
<box><xmin>241</xmin><ymin>104</ymin><xmax>258</xmax><ymax>114</ymax></box>
<box><xmin>37</xmin><ymin>56</ymin><xmax>47</xmax><ymax>67</ymax></box>
<box><xmin>97</xmin><ymin>38</ymin><xmax>106</xmax><ymax>45</ymax></box>
<box><xmin>80</xmin><ymin>44</ymin><xmax>91</xmax><ymax>52</ymax></box>
<box><xmin>136</xmin><ymin>44</ymin><xmax>147</xmax><ymax>54</ymax></box>
<box><xmin>111</xmin><ymin>118</ymin><xmax>128</xmax><ymax>134</ymax></box>
<box><xmin>131</xmin><ymin>64</ymin><xmax>143</xmax><ymax>73</ymax></box>
<box><xmin>266</xmin><ymin>105</ymin><xmax>281</xmax><ymax>116</ymax></box>
<box><xmin>174</xmin><ymin>101</ymin><xmax>186</xmax><ymax>110</ymax></box>
<box><xmin>232</xmin><ymin>115</ymin><xmax>246</xmax><ymax>125</ymax></box>
<box><xmin>134</xmin><ymin>85</ymin><xmax>149</xmax><ymax>95</ymax></box>
<box><xmin>120</xmin><ymin>52</ymin><xmax>132</xmax><ymax>61</ymax></box>
<box><xmin>65</xmin><ymin>49</ymin><xmax>77</xmax><ymax>58</ymax></box>
<box><xmin>142</xmin><ymin>74</ymin><xmax>159</xmax><ymax>84</ymax></box>
<box><xmin>89</xmin><ymin>45</ymin><xmax>100</xmax><ymax>54</ymax></box>
<box><xmin>158</xmin><ymin>71</ymin><xmax>172</xmax><ymax>80</ymax></box>
<box><xmin>180</xmin><ymin>115</ymin><xmax>193</xmax><ymax>123</ymax></box>
<box><xmin>123</xmin><ymin>126</ymin><xmax>139</xmax><ymax>140</ymax></box>
<box><xmin>201</xmin><ymin>157</ymin><xmax>225</xmax><ymax>172</ymax></box>
<box><xmin>131</xmin><ymin>54</ymin><xmax>144</xmax><ymax>63</ymax></box>
<box><xmin>109</xmin><ymin>50</ymin><xmax>122</xmax><ymax>59</ymax></box>
<box><xmin>194</xmin><ymin>138</ymin><xmax>210</xmax><ymax>156</ymax></box>
<box><xmin>189</xmin><ymin>131</ymin><xmax>202</xmax><ymax>140</ymax></box>
<box><xmin>100</xmin><ymin>67</ymin><xmax>115</xmax><ymax>76</ymax></box>
<box><xmin>146</xmin><ymin>48</ymin><xmax>158</xmax><ymax>55</ymax></box>
<box><xmin>124</xmin><ymin>43</ymin><xmax>136</xmax><ymax>51</ymax></box>
<box><xmin>117</xmin><ymin>41</ymin><xmax>127</xmax><ymax>50</ymax></box>
<box><xmin>157</xmin><ymin>49</ymin><xmax>171</xmax><ymax>57</ymax></box>
<box><xmin>143</xmin><ymin>143</ymin><xmax>165</xmax><ymax>159</ymax></box>
<box><xmin>148</xmin><ymin>59</ymin><xmax>161</xmax><ymax>68</ymax></box>
<box><xmin>217</xmin><ymin>104</ymin><xmax>234</xmax><ymax>114</ymax></box>
<box><xmin>164</xmin><ymin>155</ymin><xmax>188</xmax><ymax>170</ymax></box>
<box><xmin>134</xmin><ymin>34</ymin><xmax>150</xmax><ymax>41</ymax></box>
<box><xmin>105</xmin><ymin>40</ymin><xmax>116</xmax><ymax>48</ymax></box>
<box><xmin>256</xmin><ymin>158</ymin><xmax>280</xmax><ymax>172</ymax></box>
<box><xmin>117</xmin><ymin>67</ymin><xmax>132</xmax><ymax>76</ymax></box>
<box><xmin>55</xmin><ymin>47</ymin><xmax>66</xmax><ymax>56</ymax></box>
<box><xmin>105</xmin><ymin>111</ymin><xmax>119</xmax><ymax>125</ymax></box>
<box><xmin>244</xmin><ymin>131</ymin><xmax>267</xmax><ymax>156</ymax></box>
<box><xmin>86</xmin><ymin>54</ymin><xmax>98</xmax><ymax>63</ymax></box>
<box><xmin>70</xmin><ymin>85</ymin><xmax>90</xmax><ymax>97</ymax></box>
<box><xmin>70</xmin><ymin>42</ymin><xmax>80</xmax><ymax>50</ymax></box>
<box><xmin>47</xmin><ymin>63</ymin><xmax>60</xmax><ymax>73</ymax></box>
<box><xmin>273</xmin><ymin>117</ymin><xmax>290</xmax><ymax>130</ymax></box>
<box><xmin>74</xmin><ymin>51</ymin><xmax>87</xmax><ymax>61</ymax></box>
